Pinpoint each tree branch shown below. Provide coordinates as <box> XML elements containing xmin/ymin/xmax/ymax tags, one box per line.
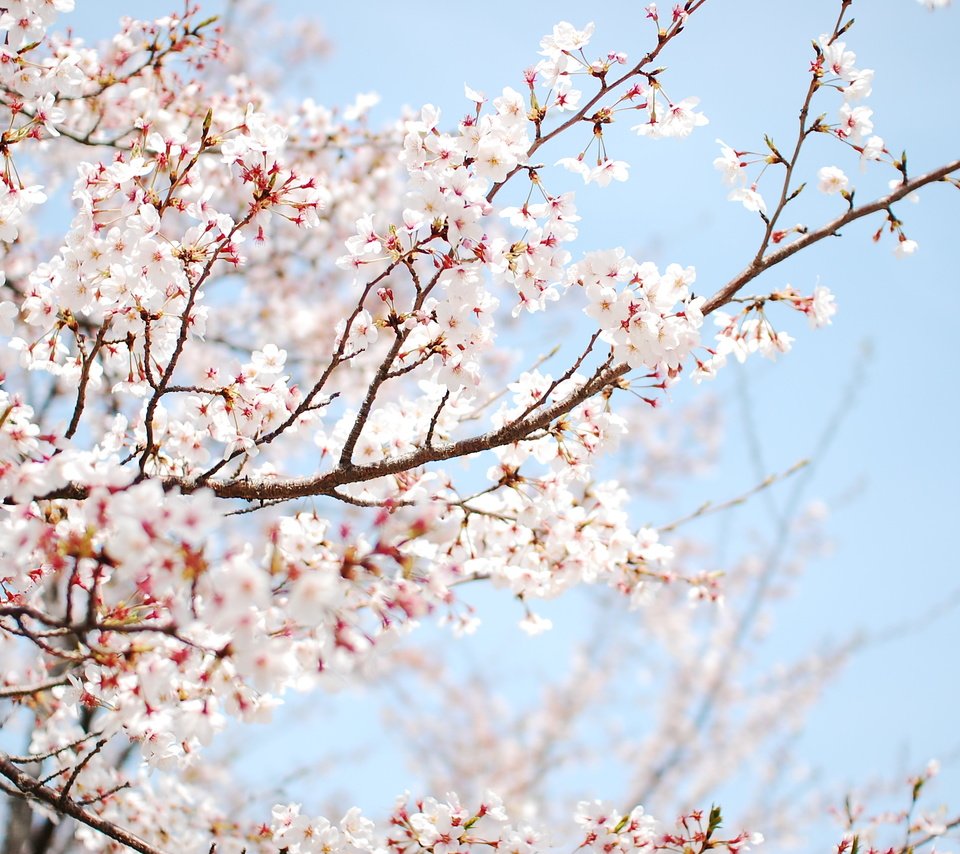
<box><xmin>0</xmin><ymin>754</ymin><xmax>168</xmax><ymax>854</ymax></box>
<box><xmin>703</xmin><ymin>159</ymin><xmax>960</xmax><ymax>314</ymax></box>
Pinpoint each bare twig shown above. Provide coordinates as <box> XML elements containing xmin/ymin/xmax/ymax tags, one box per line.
<box><xmin>658</xmin><ymin>459</ymin><xmax>809</xmax><ymax>533</ymax></box>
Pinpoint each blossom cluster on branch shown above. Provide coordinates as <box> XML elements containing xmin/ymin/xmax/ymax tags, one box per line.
<box><xmin>0</xmin><ymin>1</ymin><xmax>956</xmax><ymax>852</ymax></box>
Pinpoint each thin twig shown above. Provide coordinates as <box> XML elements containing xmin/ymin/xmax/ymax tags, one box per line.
<box><xmin>658</xmin><ymin>459</ymin><xmax>809</xmax><ymax>533</ymax></box>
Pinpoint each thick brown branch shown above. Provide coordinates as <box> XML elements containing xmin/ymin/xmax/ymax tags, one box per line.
<box><xmin>65</xmin><ymin>321</ymin><xmax>112</xmax><ymax>440</ymax></box>
<box><xmin>0</xmin><ymin>754</ymin><xmax>168</xmax><ymax>854</ymax></box>
<box><xmin>703</xmin><ymin>159</ymin><xmax>960</xmax><ymax>314</ymax></box>
<box><xmin>0</xmin><ymin>677</ymin><xmax>67</xmax><ymax>700</ymax></box>
<box><xmin>205</xmin><ymin>360</ymin><xmax>629</xmax><ymax>501</ymax></box>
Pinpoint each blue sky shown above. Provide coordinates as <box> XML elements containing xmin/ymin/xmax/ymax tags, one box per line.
<box><xmin>75</xmin><ymin>0</ymin><xmax>960</xmax><ymax>846</ymax></box>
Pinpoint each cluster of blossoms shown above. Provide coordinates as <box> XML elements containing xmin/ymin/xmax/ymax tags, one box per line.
<box><xmin>1</xmin><ymin>480</ymin><xmax>468</xmax><ymax>771</ymax></box>
<box><xmin>0</xmin><ymin>1</ymin><xmax>955</xmax><ymax>853</ymax></box>
<box><xmin>332</xmin><ymin>92</ymin><xmax>520</xmax><ymax>392</ymax></box>
<box><xmin>576</xmin><ymin>254</ymin><xmax>703</xmax><ymax>373</ymax></box>
<box><xmin>0</xmin><ymin>387</ymin><xmax>58</xmax><ymax>500</ymax></box>
<box><xmin>449</xmin><ymin>475</ymin><xmax>680</xmax><ymax>610</ymax></box>
<box><xmin>541</xmin><ymin>18</ymin><xmax>708</xmax><ymax>187</ymax></box>
<box><xmin>0</xmin><ymin>1</ymin><xmax>78</xmax><ymax>253</ymax></box>
<box><xmin>694</xmin><ymin>284</ymin><xmax>837</xmax><ymax>379</ymax></box>
<box><xmin>714</xmin><ymin>25</ymin><xmax>886</xmax><ymax>220</ymax></box>
<box><xmin>816</xmin><ymin>32</ymin><xmax>877</xmax><ymax>141</ymax></box>
<box><xmin>692</xmin><ymin>23</ymin><xmax>928</xmax><ymax>377</ymax></box>
<box><xmin>15</xmin><ymin>115</ymin><xmax>326</xmax><ymax>381</ymax></box>
<box><xmin>829</xmin><ymin>761</ymin><xmax>954</xmax><ymax>854</ymax></box>
<box><xmin>268</xmin><ymin>795</ymin><xmax>761</xmax><ymax>854</ymax></box>
<box><xmin>155</xmin><ymin>343</ymin><xmax>307</xmax><ymax>467</ymax></box>
<box><xmin>575</xmin><ymin>802</ymin><xmax>762</xmax><ymax>854</ymax></box>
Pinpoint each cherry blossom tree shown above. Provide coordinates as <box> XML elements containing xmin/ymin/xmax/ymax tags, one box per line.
<box><xmin>0</xmin><ymin>1</ymin><xmax>957</xmax><ymax>853</ymax></box>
